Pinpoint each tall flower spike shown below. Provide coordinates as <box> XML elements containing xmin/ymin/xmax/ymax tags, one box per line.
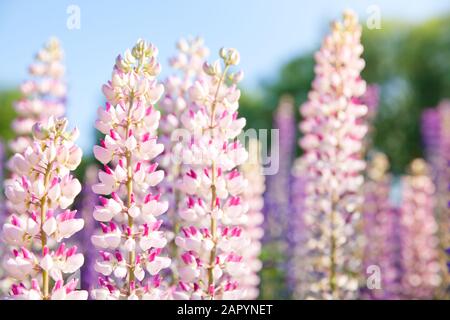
<box><xmin>421</xmin><ymin>100</ymin><xmax>450</xmax><ymax>298</ymax></box>
<box><xmin>400</xmin><ymin>159</ymin><xmax>441</xmax><ymax>299</ymax></box>
<box><xmin>2</xmin><ymin>117</ymin><xmax>86</xmax><ymax>300</ymax></box>
<box><xmin>10</xmin><ymin>38</ymin><xmax>66</xmax><ymax>154</ymax></box>
<box><xmin>262</xmin><ymin>95</ymin><xmax>296</xmax><ymax>299</ymax></box>
<box><xmin>289</xmin><ymin>158</ymin><xmax>309</xmax><ymax>299</ymax></box>
<box><xmin>173</xmin><ymin>47</ymin><xmax>248</xmax><ymax>300</ymax></box>
<box><xmin>299</xmin><ymin>10</ymin><xmax>368</xmax><ymax>299</ymax></box>
<box><xmin>158</xmin><ymin>37</ymin><xmax>209</xmax><ymax>284</ymax></box>
<box><xmin>91</xmin><ymin>39</ymin><xmax>170</xmax><ymax>300</ymax></box>
<box><xmin>2</xmin><ymin>39</ymin><xmax>66</xmax><ymax>297</ymax></box>
<box><xmin>78</xmin><ymin>165</ymin><xmax>99</xmax><ymax>292</ymax></box>
<box><xmin>238</xmin><ymin>139</ymin><xmax>265</xmax><ymax>299</ymax></box>
<box><xmin>361</xmin><ymin>152</ymin><xmax>401</xmax><ymax>299</ymax></box>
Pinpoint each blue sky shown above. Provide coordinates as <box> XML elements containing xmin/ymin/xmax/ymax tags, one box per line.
<box><xmin>1</xmin><ymin>0</ymin><xmax>449</xmax><ymax>152</ymax></box>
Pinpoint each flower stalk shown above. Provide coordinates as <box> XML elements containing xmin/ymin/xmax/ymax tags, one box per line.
<box><xmin>91</xmin><ymin>39</ymin><xmax>170</xmax><ymax>300</ymax></box>
<box><xmin>3</xmin><ymin>117</ymin><xmax>86</xmax><ymax>299</ymax></box>
<box><xmin>298</xmin><ymin>10</ymin><xmax>368</xmax><ymax>299</ymax></box>
<box><xmin>174</xmin><ymin>47</ymin><xmax>248</xmax><ymax>300</ymax></box>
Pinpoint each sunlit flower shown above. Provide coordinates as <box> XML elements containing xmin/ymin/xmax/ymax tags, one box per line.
<box><xmin>298</xmin><ymin>10</ymin><xmax>367</xmax><ymax>299</ymax></box>
<box><xmin>158</xmin><ymin>37</ymin><xmax>210</xmax><ymax>284</ymax></box>
<box><xmin>2</xmin><ymin>117</ymin><xmax>86</xmax><ymax>300</ymax></box>
<box><xmin>173</xmin><ymin>47</ymin><xmax>249</xmax><ymax>299</ymax></box>
<box><xmin>91</xmin><ymin>39</ymin><xmax>170</xmax><ymax>300</ymax></box>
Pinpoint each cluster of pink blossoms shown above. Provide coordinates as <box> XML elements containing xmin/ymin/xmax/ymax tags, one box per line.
<box><xmin>158</xmin><ymin>37</ymin><xmax>210</xmax><ymax>281</ymax></box>
<box><xmin>91</xmin><ymin>39</ymin><xmax>171</xmax><ymax>300</ymax></box>
<box><xmin>299</xmin><ymin>10</ymin><xmax>368</xmax><ymax>299</ymax></box>
<box><xmin>2</xmin><ymin>117</ymin><xmax>85</xmax><ymax>299</ymax></box>
<box><xmin>159</xmin><ymin>37</ymin><xmax>210</xmax><ymax>200</ymax></box>
<box><xmin>11</xmin><ymin>38</ymin><xmax>66</xmax><ymax>154</ymax></box>
<box><xmin>172</xmin><ymin>48</ymin><xmax>249</xmax><ymax>299</ymax></box>
<box><xmin>400</xmin><ymin>159</ymin><xmax>441</xmax><ymax>299</ymax></box>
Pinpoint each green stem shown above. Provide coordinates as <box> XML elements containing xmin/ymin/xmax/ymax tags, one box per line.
<box><xmin>206</xmin><ymin>65</ymin><xmax>229</xmax><ymax>299</ymax></box>
<box><xmin>40</xmin><ymin>161</ymin><xmax>53</xmax><ymax>299</ymax></box>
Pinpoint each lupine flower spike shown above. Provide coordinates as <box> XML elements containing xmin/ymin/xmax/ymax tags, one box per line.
<box><xmin>159</xmin><ymin>37</ymin><xmax>209</xmax><ymax>283</ymax></box>
<box><xmin>78</xmin><ymin>165</ymin><xmax>99</xmax><ymax>292</ymax></box>
<box><xmin>10</xmin><ymin>38</ymin><xmax>66</xmax><ymax>154</ymax></box>
<box><xmin>91</xmin><ymin>39</ymin><xmax>171</xmax><ymax>300</ymax></box>
<box><xmin>2</xmin><ymin>117</ymin><xmax>86</xmax><ymax>299</ymax></box>
<box><xmin>174</xmin><ymin>47</ymin><xmax>248</xmax><ymax>300</ymax></box>
<box><xmin>290</xmin><ymin>158</ymin><xmax>309</xmax><ymax>299</ymax></box>
<box><xmin>299</xmin><ymin>10</ymin><xmax>368</xmax><ymax>299</ymax></box>
<box><xmin>421</xmin><ymin>100</ymin><xmax>450</xmax><ymax>297</ymax></box>
<box><xmin>262</xmin><ymin>96</ymin><xmax>296</xmax><ymax>299</ymax></box>
<box><xmin>400</xmin><ymin>159</ymin><xmax>441</xmax><ymax>299</ymax></box>
<box><xmin>362</xmin><ymin>153</ymin><xmax>400</xmax><ymax>299</ymax></box>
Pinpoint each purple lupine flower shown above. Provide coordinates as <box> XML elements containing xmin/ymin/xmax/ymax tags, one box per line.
<box><xmin>288</xmin><ymin>158</ymin><xmax>309</xmax><ymax>299</ymax></box>
<box><xmin>360</xmin><ymin>84</ymin><xmax>380</xmax><ymax>122</ymax></box>
<box><xmin>77</xmin><ymin>165</ymin><xmax>99</xmax><ymax>293</ymax></box>
<box><xmin>446</xmin><ymin>247</ymin><xmax>450</xmax><ymax>274</ymax></box>
<box><xmin>399</xmin><ymin>159</ymin><xmax>441</xmax><ymax>299</ymax></box>
<box><xmin>421</xmin><ymin>100</ymin><xmax>450</xmax><ymax>297</ymax></box>
<box><xmin>446</xmin><ymin>247</ymin><xmax>450</xmax><ymax>273</ymax></box>
<box><xmin>421</xmin><ymin>108</ymin><xmax>441</xmax><ymax>168</ymax></box>
<box><xmin>361</xmin><ymin>152</ymin><xmax>401</xmax><ymax>299</ymax></box>
<box><xmin>264</xmin><ymin>95</ymin><xmax>296</xmax><ymax>242</ymax></box>
<box><xmin>262</xmin><ymin>95</ymin><xmax>296</xmax><ymax>299</ymax></box>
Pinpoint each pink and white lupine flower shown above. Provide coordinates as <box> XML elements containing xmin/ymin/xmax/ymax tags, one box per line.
<box><xmin>299</xmin><ymin>10</ymin><xmax>368</xmax><ymax>299</ymax></box>
<box><xmin>2</xmin><ymin>40</ymin><xmax>68</xmax><ymax>295</ymax></box>
<box><xmin>2</xmin><ymin>117</ymin><xmax>86</xmax><ymax>300</ymax></box>
<box><xmin>237</xmin><ymin>139</ymin><xmax>265</xmax><ymax>299</ymax></box>
<box><xmin>10</xmin><ymin>38</ymin><xmax>66</xmax><ymax>154</ymax></box>
<box><xmin>158</xmin><ymin>37</ymin><xmax>210</xmax><ymax>282</ymax></box>
<box><xmin>91</xmin><ymin>39</ymin><xmax>171</xmax><ymax>300</ymax></box>
<box><xmin>174</xmin><ymin>47</ymin><xmax>249</xmax><ymax>300</ymax></box>
<box><xmin>400</xmin><ymin>159</ymin><xmax>441</xmax><ymax>299</ymax></box>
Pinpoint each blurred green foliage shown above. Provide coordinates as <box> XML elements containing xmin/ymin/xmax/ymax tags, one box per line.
<box><xmin>241</xmin><ymin>14</ymin><xmax>450</xmax><ymax>173</ymax></box>
<box><xmin>0</xmin><ymin>90</ymin><xmax>20</xmax><ymax>146</ymax></box>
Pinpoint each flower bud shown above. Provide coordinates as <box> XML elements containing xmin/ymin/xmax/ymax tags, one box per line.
<box><xmin>32</xmin><ymin>122</ymin><xmax>49</xmax><ymax>140</ymax></box>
